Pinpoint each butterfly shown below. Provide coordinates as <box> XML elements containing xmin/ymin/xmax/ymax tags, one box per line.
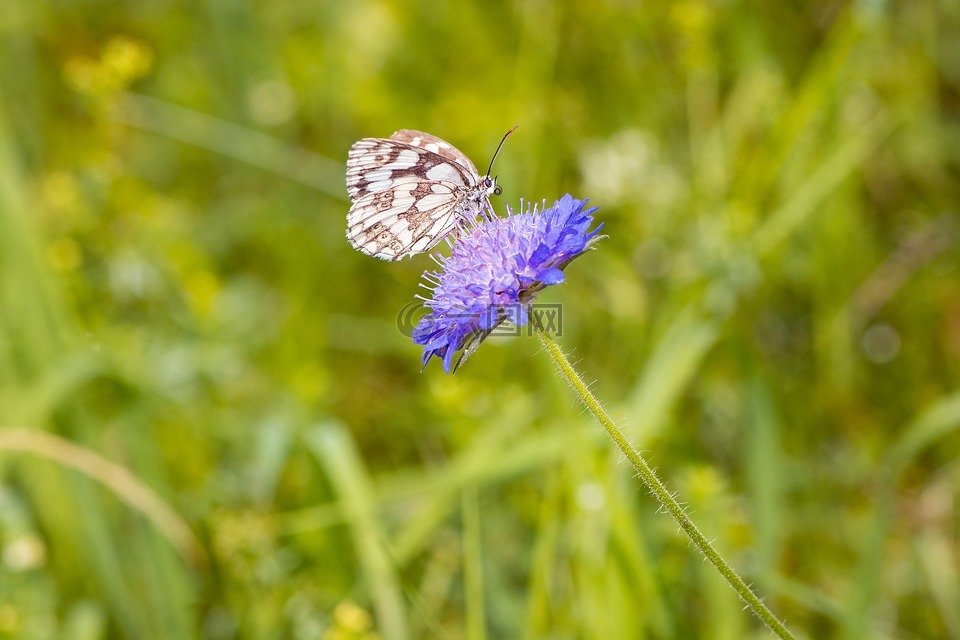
<box><xmin>345</xmin><ymin>127</ymin><xmax>516</xmax><ymax>260</ymax></box>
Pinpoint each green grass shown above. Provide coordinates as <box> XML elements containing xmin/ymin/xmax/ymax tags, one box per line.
<box><xmin>1</xmin><ymin>1</ymin><xmax>959</xmax><ymax>638</ymax></box>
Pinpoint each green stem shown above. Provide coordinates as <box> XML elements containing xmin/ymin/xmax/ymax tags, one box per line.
<box><xmin>535</xmin><ymin>326</ymin><xmax>796</xmax><ymax>640</ymax></box>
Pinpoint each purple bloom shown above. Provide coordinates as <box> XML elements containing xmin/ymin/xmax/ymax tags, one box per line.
<box><xmin>413</xmin><ymin>194</ymin><xmax>603</xmax><ymax>372</ymax></box>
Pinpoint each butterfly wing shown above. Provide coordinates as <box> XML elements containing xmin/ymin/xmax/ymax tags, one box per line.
<box><xmin>346</xmin><ymin>136</ymin><xmax>478</xmax><ymax>201</ymax></box>
<box><xmin>389</xmin><ymin>130</ymin><xmax>481</xmax><ymax>178</ymax></box>
<box><xmin>346</xmin><ymin>180</ymin><xmax>465</xmax><ymax>260</ymax></box>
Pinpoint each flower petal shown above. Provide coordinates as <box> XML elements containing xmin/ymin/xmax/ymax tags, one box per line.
<box><xmin>537</xmin><ymin>268</ymin><xmax>565</xmax><ymax>285</ymax></box>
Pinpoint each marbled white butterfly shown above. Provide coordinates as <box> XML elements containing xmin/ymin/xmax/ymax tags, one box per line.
<box><xmin>345</xmin><ymin>127</ymin><xmax>516</xmax><ymax>260</ymax></box>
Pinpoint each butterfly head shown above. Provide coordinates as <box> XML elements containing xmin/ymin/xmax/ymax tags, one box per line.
<box><xmin>481</xmin><ymin>175</ymin><xmax>502</xmax><ymax>197</ymax></box>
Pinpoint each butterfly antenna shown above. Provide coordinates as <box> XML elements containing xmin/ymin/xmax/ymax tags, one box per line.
<box><xmin>485</xmin><ymin>125</ymin><xmax>519</xmax><ymax>178</ymax></box>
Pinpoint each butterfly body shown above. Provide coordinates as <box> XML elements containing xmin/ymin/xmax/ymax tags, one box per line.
<box><xmin>345</xmin><ymin>130</ymin><xmax>500</xmax><ymax>260</ymax></box>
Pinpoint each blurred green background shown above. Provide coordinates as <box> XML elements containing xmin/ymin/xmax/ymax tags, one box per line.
<box><xmin>1</xmin><ymin>1</ymin><xmax>959</xmax><ymax>638</ymax></box>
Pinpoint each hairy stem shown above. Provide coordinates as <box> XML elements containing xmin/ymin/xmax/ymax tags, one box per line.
<box><xmin>535</xmin><ymin>327</ymin><xmax>796</xmax><ymax>640</ymax></box>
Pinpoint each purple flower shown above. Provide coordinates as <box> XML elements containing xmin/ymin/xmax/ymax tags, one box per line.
<box><xmin>413</xmin><ymin>194</ymin><xmax>603</xmax><ymax>372</ymax></box>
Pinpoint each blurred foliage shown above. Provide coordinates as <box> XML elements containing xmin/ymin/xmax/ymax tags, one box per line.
<box><xmin>1</xmin><ymin>0</ymin><xmax>959</xmax><ymax>638</ymax></box>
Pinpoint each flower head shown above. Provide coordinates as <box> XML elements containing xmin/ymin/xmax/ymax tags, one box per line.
<box><xmin>413</xmin><ymin>194</ymin><xmax>603</xmax><ymax>372</ymax></box>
